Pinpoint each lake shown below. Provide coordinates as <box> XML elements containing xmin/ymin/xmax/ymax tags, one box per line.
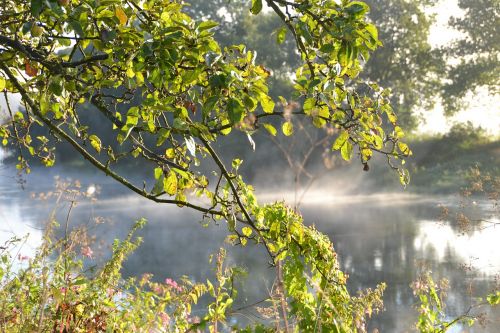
<box><xmin>0</xmin><ymin>164</ymin><xmax>499</xmax><ymax>332</ymax></box>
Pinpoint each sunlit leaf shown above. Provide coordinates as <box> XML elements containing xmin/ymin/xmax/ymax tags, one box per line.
<box><xmin>276</xmin><ymin>26</ymin><xmax>287</xmax><ymax>44</ymax></box>
<box><xmin>332</xmin><ymin>131</ymin><xmax>349</xmax><ymax>150</ymax></box>
<box><xmin>262</xmin><ymin>123</ymin><xmax>277</xmax><ymax>136</ymax></box>
<box><xmin>250</xmin><ymin>0</ymin><xmax>263</xmax><ymax>15</ymax></box>
<box><xmin>115</xmin><ymin>7</ymin><xmax>128</xmax><ymax>25</ymax></box>
<box><xmin>242</xmin><ymin>227</ymin><xmax>252</xmax><ymax>237</ymax></box>
<box><xmin>163</xmin><ymin>170</ymin><xmax>178</xmax><ymax>196</ymax></box>
<box><xmin>341</xmin><ymin>140</ymin><xmax>353</xmax><ymax>161</ymax></box>
<box><xmin>260</xmin><ymin>94</ymin><xmax>275</xmax><ymax>114</ymax></box>
<box><xmin>89</xmin><ymin>135</ymin><xmax>102</xmax><ymax>153</ymax></box>
<box><xmin>282</xmin><ymin>121</ymin><xmax>293</xmax><ymax>136</ymax></box>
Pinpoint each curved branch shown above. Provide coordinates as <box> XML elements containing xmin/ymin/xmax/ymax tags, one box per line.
<box><xmin>0</xmin><ymin>35</ymin><xmax>108</xmax><ymax>70</ymax></box>
<box><xmin>198</xmin><ymin>135</ymin><xmax>275</xmax><ymax>260</ymax></box>
<box><xmin>265</xmin><ymin>0</ymin><xmax>315</xmax><ymax>78</ymax></box>
<box><xmin>0</xmin><ymin>61</ymin><xmax>221</xmax><ymax>217</ymax></box>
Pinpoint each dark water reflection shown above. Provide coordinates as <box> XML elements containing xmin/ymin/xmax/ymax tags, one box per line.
<box><xmin>1</xmin><ymin>168</ymin><xmax>499</xmax><ymax>332</ymax></box>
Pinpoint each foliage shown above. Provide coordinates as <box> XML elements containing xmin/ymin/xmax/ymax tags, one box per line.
<box><xmin>363</xmin><ymin>125</ymin><xmax>499</xmax><ymax>194</ymax></box>
<box><xmin>0</xmin><ymin>215</ymin><xmax>225</xmax><ymax>332</ymax></box>
<box><xmin>440</xmin><ymin>165</ymin><xmax>499</xmax><ymax>234</ymax></box>
<box><xmin>0</xmin><ymin>0</ymin><xmax>417</xmax><ymax>331</ymax></box>
<box><xmin>442</xmin><ymin>0</ymin><xmax>500</xmax><ymax>114</ymax></box>
<box><xmin>361</xmin><ymin>0</ymin><xmax>444</xmax><ymax>129</ymax></box>
<box><xmin>411</xmin><ymin>272</ymin><xmax>452</xmax><ymax>332</ymax></box>
<box><xmin>412</xmin><ymin>166</ymin><xmax>500</xmax><ymax>331</ymax></box>
<box><xmin>411</xmin><ymin>270</ymin><xmax>499</xmax><ymax>332</ymax></box>
<box><xmin>187</xmin><ymin>0</ymin><xmax>444</xmax><ymax>131</ymax></box>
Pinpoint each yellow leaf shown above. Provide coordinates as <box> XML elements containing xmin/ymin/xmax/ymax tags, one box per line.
<box><xmin>242</xmin><ymin>227</ymin><xmax>252</xmax><ymax>237</ymax></box>
<box><xmin>165</xmin><ymin>148</ymin><xmax>175</xmax><ymax>159</ymax></box>
<box><xmin>0</xmin><ymin>77</ymin><xmax>5</xmax><ymax>90</ymax></box>
<box><xmin>262</xmin><ymin>123</ymin><xmax>277</xmax><ymax>136</ymax></box>
<box><xmin>115</xmin><ymin>7</ymin><xmax>128</xmax><ymax>26</ymax></box>
<box><xmin>126</xmin><ymin>67</ymin><xmax>135</xmax><ymax>78</ymax></box>
<box><xmin>89</xmin><ymin>135</ymin><xmax>102</xmax><ymax>153</ymax></box>
<box><xmin>163</xmin><ymin>170</ymin><xmax>178</xmax><ymax>196</ymax></box>
<box><xmin>282</xmin><ymin>121</ymin><xmax>293</xmax><ymax>136</ymax></box>
<box><xmin>135</xmin><ymin>71</ymin><xmax>144</xmax><ymax>85</ymax></box>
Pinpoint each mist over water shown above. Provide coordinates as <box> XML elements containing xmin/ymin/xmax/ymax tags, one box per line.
<box><xmin>1</xmin><ymin>161</ymin><xmax>499</xmax><ymax>331</ymax></box>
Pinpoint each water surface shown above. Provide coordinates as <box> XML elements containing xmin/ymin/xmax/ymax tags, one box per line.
<box><xmin>1</xmin><ymin>166</ymin><xmax>499</xmax><ymax>332</ymax></box>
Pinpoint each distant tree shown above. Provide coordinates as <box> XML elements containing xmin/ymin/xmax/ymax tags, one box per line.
<box><xmin>362</xmin><ymin>0</ymin><xmax>444</xmax><ymax>129</ymax></box>
<box><xmin>442</xmin><ymin>0</ymin><xmax>500</xmax><ymax>114</ymax></box>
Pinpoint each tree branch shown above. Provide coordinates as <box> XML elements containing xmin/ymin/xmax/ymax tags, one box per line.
<box><xmin>0</xmin><ymin>35</ymin><xmax>108</xmax><ymax>70</ymax></box>
<box><xmin>0</xmin><ymin>61</ymin><xmax>221</xmax><ymax>217</ymax></box>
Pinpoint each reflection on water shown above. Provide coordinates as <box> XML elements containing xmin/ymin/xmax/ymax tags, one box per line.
<box><xmin>415</xmin><ymin>220</ymin><xmax>500</xmax><ymax>275</ymax></box>
<box><xmin>0</xmin><ymin>167</ymin><xmax>499</xmax><ymax>332</ymax></box>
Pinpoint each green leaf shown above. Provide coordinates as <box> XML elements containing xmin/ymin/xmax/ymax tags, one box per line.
<box><xmin>69</xmin><ymin>20</ymin><xmax>85</xmax><ymax>37</ymax></box>
<box><xmin>198</xmin><ymin>21</ymin><xmax>218</xmax><ymax>32</ymax></box>
<box><xmin>303</xmin><ymin>98</ymin><xmax>316</xmax><ymax>115</ymax></box>
<box><xmin>31</xmin><ymin>0</ymin><xmax>43</xmax><ymax>16</ymax></box>
<box><xmin>282</xmin><ymin>122</ymin><xmax>293</xmax><ymax>136</ymax></box>
<box><xmin>165</xmin><ymin>148</ymin><xmax>175</xmax><ymax>159</ymax></box>
<box><xmin>126</xmin><ymin>107</ymin><xmax>140</xmax><ymax>126</ymax></box>
<box><xmin>152</xmin><ymin>173</ymin><xmax>164</xmax><ymax>195</ymax></box>
<box><xmin>203</xmin><ymin>95</ymin><xmax>219</xmax><ymax>116</ymax></box>
<box><xmin>319</xmin><ymin>43</ymin><xmax>335</xmax><ymax>53</ymax></box>
<box><xmin>242</xmin><ymin>94</ymin><xmax>257</xmax><ymax>111</ymax></box>
<box><xmin>332</xmin><ymin>131</ymin><xmax>349</xmax><ymax>150</ymax></box>
<box><xmin>297</xmin><ymin>21</ymin><xmax>313</xmax><ymax>44</ymax></box>
<box><xmin>365</xmin><ymin>23</ymin><xmax>379</xmax><ymax>41</ymax></box>
<box><xmin>232</xmin><ymin>158</ymin><xmax>242</xmax><ymax>170</ymax></box>
<box><xmin>228</xmin><ymin>98</ymin><xmax>245</xmax><ymax>123</ymax></box>
<box><xmin>172</xmin><ymin>167</ymin><xmax>189</xmax><ymax>179</ymax></box>
<box><xmin>89</xmin><ymin>135</ymin><xmax>101</xmax><ymax>153</ymax></box>
<box><xmin>156</xmin><ymin>128</ymin><xmax>171</xmax><ymax>146</ymax></box>
<box><xmin>52</xmin><ymin>103</ymin><xmax>63</xmax><ymax>119</ymax></box>
<box><xmin>487</xmin><ymin>291</ymin><xmax>500</xmax><ymax>305</ymax></box>
<box><xmin>173</xmin><ymin>118</ymin><xmax>188</xmax><ymax>131</ymax></box>
<box><xmin>0</xmin><ymin>77</ymin><xmax>5</xmax><ymax>90</ymax></box>
<box><xmin>250</xmin><ymin>0</ymin><xmax>263</xmax><ymax>15</ymax></box>
<box><xmin>340</xmin><ymin>140</ymin><xmax>353</xmax><ymax>161</ymax></box>
<box><xmin>131</xmin><ymin>147</ymin><xmax>142</xmax><ymax>158</ymax></box>
<box><xmin>345</xmin><ymin>1</ymin><xmax>370</xmax><ymax>19</ymax></box>
<box><xmin>40</xmin><ymin>97</ymin><xmax>50</xmax><ymax>116</ymax></box>
<box><xmin>262</xmin><ymin>123</ymin><xmax>277</xmax><ymax>136</ymax></box>
<box><xmin>49</xmin><ymin>80</ymin><xmax>63</xmax><ymax>96</ymax></box>
<box><xmin>338</xmin><ymin>42</ymin><xmax>352</xmax><ymax>68</ymax></box>
<box><xmin>276</xmin><ymin>26</ymin><xmax>287</xmax><ymax>44</ymax></box>
<box><xmin>154</xmin><ymin>167</ymin><xmax>163</xmax><ymax>180</ymax></box>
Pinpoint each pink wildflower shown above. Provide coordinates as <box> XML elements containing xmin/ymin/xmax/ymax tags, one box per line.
<box><xmin>18</xmin><ymin>254</ymin><xmax>29</xmax><ymax>261</ymax></box>
<box><xmin>106</xmin><ymin>288</ymin><xmax>116</xmax><ymax>297</ymax></box>
<box><xmin>153</xmin><ymin>284</ymin><xmax>163</xmax><ymax>295</ymax></box>
<box><xmin>80</xmin><ymin>246</ymin><xmax>93</xmax><ymax>259</ymax></box>
<box><xmin>159</xmin><ymin>312</ymin><xmax>170</xmax><ymax>326</ymax></box>
<box><xmin>164</xmin><ymin>278</ymin><xmax>182</xmax><ymax>292</ymax></box>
